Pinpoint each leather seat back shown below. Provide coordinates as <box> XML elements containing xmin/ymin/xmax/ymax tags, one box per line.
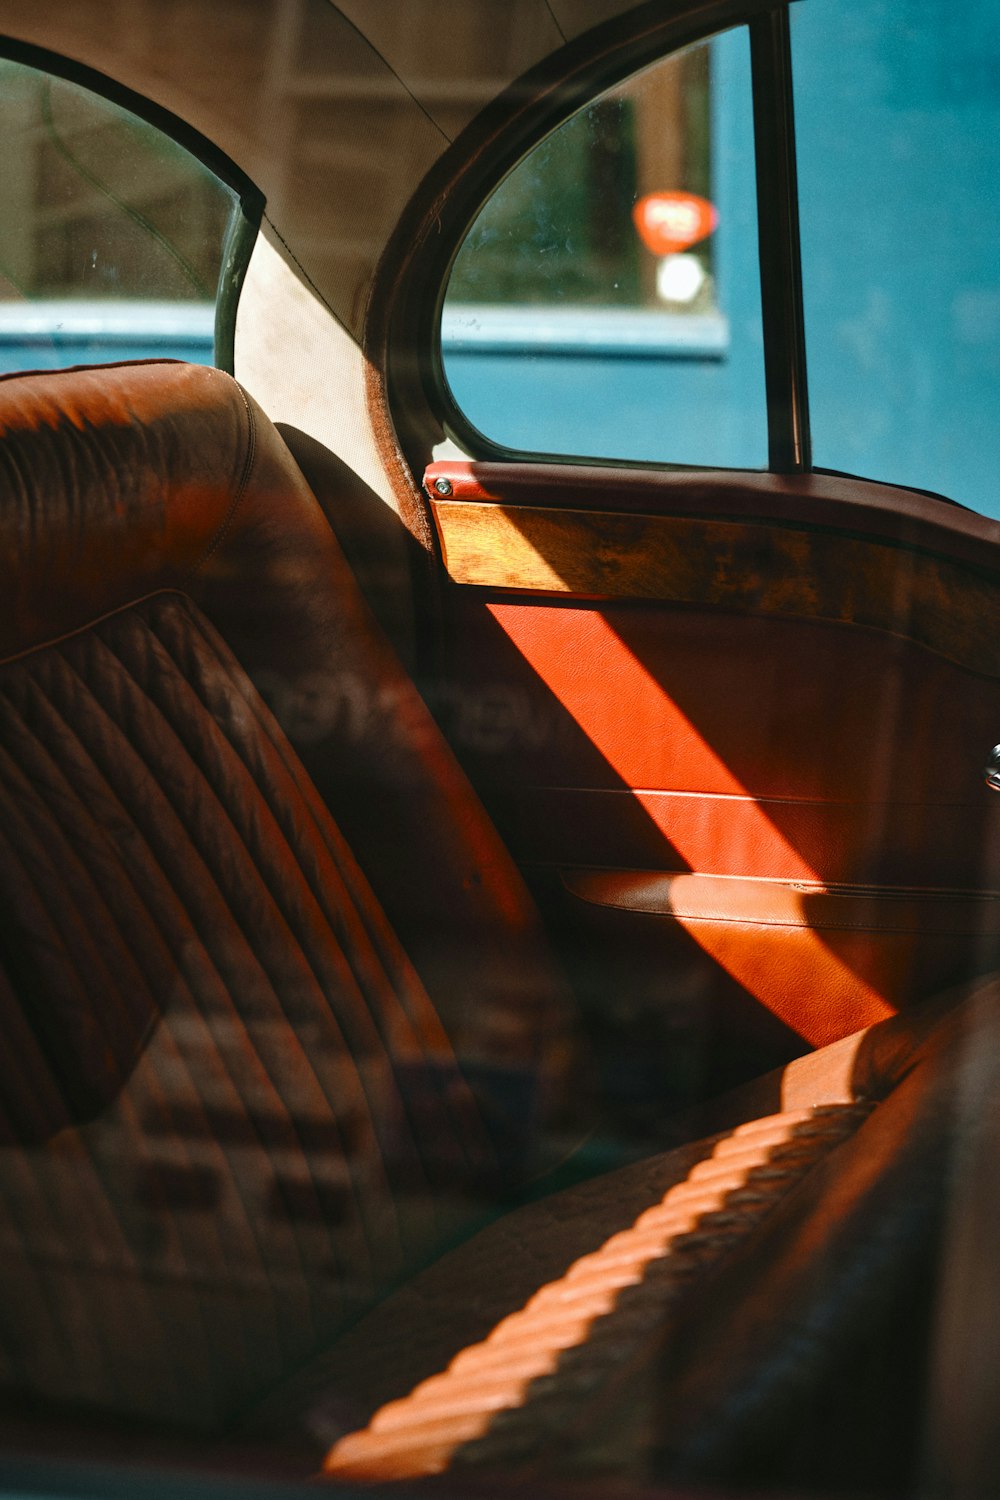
<box><xmin>0</xmin><ymin>360</ymin><xmax>570</xmax><ymax>1428</ymax></box>
<box><xmin>0</xmin><ymin>360</ymin><xmax>567</xmax><ymax>1082</ymax></box>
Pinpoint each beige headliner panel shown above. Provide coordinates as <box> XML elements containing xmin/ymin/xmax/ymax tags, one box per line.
<box><xmin>0</xmin><ymin>0</ymin><xmax>645</xmax><ymax>337</ymax></box>
<box><xmin>330</xmin><ymin>0</ymin><xmax>563</xmax><ymax>140</ymax></box>
<box><xmin>234</xmin><ymin>226</ymin><xmax>397</xmax><ymax>511</ymax></box>
<box><xmin>550</xmin><ymin>0</ymin><xmax>644</xmax><ymax>36</ymax></box>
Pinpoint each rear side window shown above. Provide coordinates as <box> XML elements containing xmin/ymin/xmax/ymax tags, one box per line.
<box><xmin>439</xmin><ymin>27</ymin><xmax>767</xmax><ymax>468</ymax></box>
<box><xmin>0</xmin><ymin>55</ymin><xmax>256</xmax><ymax>374</ymax></box>
<box><xmin>793</xmin><ymin>0</ymin><xmax>1000</xmax><ymax>517</ymax></box>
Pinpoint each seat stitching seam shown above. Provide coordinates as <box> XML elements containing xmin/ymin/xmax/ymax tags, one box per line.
<box><xmin>155</xmin><ymin>597</ymin><xmax>489</xmax><ymax>1179</ymax></box>
<box><xmin>89</xmin><ymin>615</ymin><xmax>443</xmax><ymax>1266</ymax></box>
<box><xmin>47</xmin><ymin>628</ymin><xmax>377</xmax><ymax>1290</ymax></box>
<box><xmin>4</xmin><ymin>653</ymin><xmax>313</xmax><ymax>1319</ymax></box>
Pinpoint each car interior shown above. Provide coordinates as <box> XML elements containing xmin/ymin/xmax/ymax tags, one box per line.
<box><xmin>1</xmin><ymin>2</ymin><xmax>1000</xmax><ymax>1498</ymax></box>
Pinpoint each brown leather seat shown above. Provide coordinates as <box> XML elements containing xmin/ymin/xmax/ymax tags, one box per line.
<box><xmin>0</xmin><ymin>359</ymin><xmax>570</xmax><ymax>1430</ymax></box>
<box><xmin>248</xmin><ymin>984</ymin><xmax>970</xmax><ymax>1493</ymax></box>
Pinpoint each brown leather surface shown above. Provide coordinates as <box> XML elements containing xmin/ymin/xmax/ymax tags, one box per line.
<box><xmin>0</xmin><ymin>360</ymin><xmax>575</xmax><ymax>1429</ymax></box>
<box><xmin>499</xmin><ymin>783</ymin><xmax>1000</xmax><ymax>890</ymax></box>
<box><xmin>679</xmin><ymin>978</ymin><xmax>966</xmax><ymax>1135</ymax></box>
<box><xmin>466</xmin><ymin>603</ymin><xmax>1000</xmax><ymax>885</ymax></box>
<box><xmin>295</xmin><ymin>988</ymin><xmax>978</xmax><ymax>1487</ymax></box>
<box><xmin>274</xmin><ymin>423</ymin><xmax>419</xmax><ymax>669</ymax></box>
<box><xmin>321</xmin><ymin>1104</ymin><xmax>872</xmax><ymax>1483</ymax></box>
<box><xmin>563</xmin><ymin>869</ymin><xmax>1000</xmax><ymax>935</ymax></box>
<box><xmin>245</xmin><ymin>1132</ymin><xmax>722</xmax><ymax>1451</ymax></box>
<box><xmin>0</xmin><ymin>360</ymin><xmax>571</xmax><ymax>1133</ymax></box>
<box><xmin>640</xmin><ymin>985</ymin><xmax>983</xmax><ymax>1495</ymax></box>
<box><xmin>251</xmin><ymin>997</ymin><xmax>940</xmax><ymax>1464</ymax></box>
<box><xmin>0</xmin><ymin>592</ymin><xmax>495</xmax><ymax>1427</ymax></box>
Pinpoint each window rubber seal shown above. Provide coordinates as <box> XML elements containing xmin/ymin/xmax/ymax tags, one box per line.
<box><xmin>749</xmin><ymin>5</ymin><xmax>812</xmax><ymax>472</ymax></box>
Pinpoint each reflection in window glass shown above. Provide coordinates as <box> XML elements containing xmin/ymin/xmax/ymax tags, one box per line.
<box><xmin>441</xmin><ymin>28</ymin><xmax>766</xmax><ymax>468</ymax></box>
<box><xmin>448</xmin><ymin>43</ymin><xmax>714</xmax><ymax>313</ymax></box>
<box><xmin>0</xmin><ymin>58</ymin><xmax>242</xmax><ymax>372</ymax></box>
<box><xmin>794</xmin><ymin>0</ymin><xmax>1000</xmax><ymax>516</ymax></box>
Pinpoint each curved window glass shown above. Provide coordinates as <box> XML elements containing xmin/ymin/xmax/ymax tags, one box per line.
<box><xmin>440</xmin><ymin>28</ymin><xmax>766</xmax><ymax>468</ymax></box>
<box><xmin>0</xmin><ymin>56</ymin><xmax>252</xmax><ymax>374</ymax></box>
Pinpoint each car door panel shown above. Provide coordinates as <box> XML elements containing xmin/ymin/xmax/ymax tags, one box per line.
<box><xmin>424</xmin><ymin>459</ymin><xmax>1000</xmax><ymax>1079</ymax></box>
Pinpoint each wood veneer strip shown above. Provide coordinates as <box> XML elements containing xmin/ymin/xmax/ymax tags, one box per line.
<box><xmin>430</xmin><ymin>498</ymin><xmax>1000</xmax><ymax>677</ymax></box>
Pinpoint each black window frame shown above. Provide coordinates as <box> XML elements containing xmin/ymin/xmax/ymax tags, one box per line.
<box><xmin>384</xmin><ymin>0</ymin><xmax>808</xmax><ymax>478</ymax></box>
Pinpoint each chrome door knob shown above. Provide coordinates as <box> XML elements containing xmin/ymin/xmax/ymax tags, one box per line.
<box><xmin>986</xmin><ymin>745</ymin><xmax>1000</xmax><ymax>791</ymax></box>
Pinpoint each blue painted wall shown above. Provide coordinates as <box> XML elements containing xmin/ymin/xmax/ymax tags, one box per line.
<box><xmin>793</xmin><ymin>0</ymin><xmax>1000</xmax><ymax>515</ymax></box>
<box><xmin>0</xmin><ymin>302</ymin><xmax>215</xmax><ymax>378</ymax></box>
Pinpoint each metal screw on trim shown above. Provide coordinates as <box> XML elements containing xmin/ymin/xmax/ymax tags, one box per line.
<box><xmin>433</xmin><ymin>477</ymin><xmax>453</xmax><ymax>497</ymax></box>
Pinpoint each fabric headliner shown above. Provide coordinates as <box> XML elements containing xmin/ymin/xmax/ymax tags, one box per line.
<box><xmin>0</xmin><ymin>0</ymin><xmax>643</xmax><ymax>336</ymax></box>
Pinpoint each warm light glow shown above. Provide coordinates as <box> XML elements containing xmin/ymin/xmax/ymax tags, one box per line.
<box><xmin>487</xmin><ymin>605</ymin><xmax>894</xmax><ymax>1041</ymax></box>
<box><xmin>323</xmin><ymin>1106</ymin><xmax>864</xmax><ymax>1481</ymax></box>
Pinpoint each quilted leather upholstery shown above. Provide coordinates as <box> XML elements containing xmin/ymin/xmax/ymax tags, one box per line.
<box><xmin>0</xmin><ymin>361</ymin><xmax>570</xmax><ymax>1429</ymax></box>
<box><xmin>250</xmin><ymin>987</ymin><xmax>974</xmax><ymax>1490</ymax></box>
<box><xmin>322</xmin><ymin>1104</ymin><xmax>872</xmax><ymax>1481</ymax></box>
<box><xmin>0</xmin><ymin>590</ymin><xmax>498</xmax><ymax>1426</ymax></box>
<box><xmin>0</xmin><ymin>360</ymin><xmax>570</xmax><ymax>1093</ymax></box>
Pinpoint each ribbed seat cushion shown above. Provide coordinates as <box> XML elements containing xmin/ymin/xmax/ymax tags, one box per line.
<box><xmin>0</xmin><ymin>591</ymin><xmax>492</xmax><ymax>1429</ymax></box>
<box><xmin>307</xmin><ymin>1103</ymin><xmax>873</xmax><ymax>1479</ymax></box>
<box><xmin>240</xmin><ymin>990</ymin><xmax>963</xmax><ymax>1483</ymax></box>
